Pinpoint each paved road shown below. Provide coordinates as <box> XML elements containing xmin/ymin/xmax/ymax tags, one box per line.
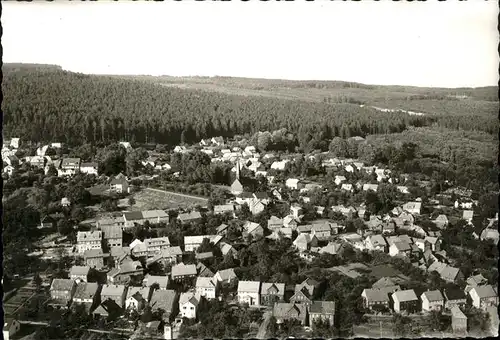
<box><xmin>256</xmin><ymin>311</ymin><xmax>272</xmax><ymax>339</ymax></box>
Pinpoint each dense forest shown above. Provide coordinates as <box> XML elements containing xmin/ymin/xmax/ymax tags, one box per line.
<box><xmin>0</xmin><ymin>66</ymin><xmax>486</xmax><ymax>148</ymax></box>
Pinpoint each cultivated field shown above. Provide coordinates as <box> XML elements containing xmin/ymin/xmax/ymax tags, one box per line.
<box><xmin>128</xmin><ymin>187</ymin><xmax>208</xmax><ymax>211</ymax></box>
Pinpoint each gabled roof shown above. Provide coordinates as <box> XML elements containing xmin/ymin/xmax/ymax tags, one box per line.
<box><xmin>50</xmin><ymin>279</ymin><xmax>75</xmax><ymax>292</ymax></box>
<box><xmin>73</xmin><ymin>282</ymin><xmax>99</xmax><ymax>300</ymax></box>
<box><xmin>101</xmin><ymin>225</ymin><xmax>123</xmax><ymax>239</ymax></box>
<box><xmin>261</xmin><ymin>282</ymin><xmax>285</xmax><ymax>295</ymax></box>
<box><xmin>124</xmin><ymin>211</ymin><xmax>144</xmax><ymax>221</ymax></box>
<box><xmin>214</xmin><ymin>268</ymin><xmax>238</xmax><ymax>282</ymax></box>
<box><xmin>471</xmin><ymin>285</ymin><xmax>498</xmax><ymax>299</ymax></box>
<box><xmin>84</xmin><ymin>248</ymin><xmax>106</xmax><ymax>259</ymax></box>
<box><xmin>179</xmin><ymin>292</ymin><xmax>200</xmax><ymax>307</ymax></box>
<box><xmin>273</xmin><ymin>302</ymin><xmax>307</xmax><ymax>319</ymax></box>
<box><xmin>70</xmin><ymin>266</ymin><xmax>90</xmax><ymax>277</ymax></box>
<box><xmin>237</xmin><ymin>281</ymin><xmax>260</xmax><ymax>293</ymax></box>
<box><xmin>466</xmin><ymin>274</ymin><xmax>488</xmax><ymax>287</ymax></box>
<box><xmin>450</xmin><ymin>306</ymin><xmax>467</xmax><ymax>319</ymax></box>
<box><xmin>196</xmin><ymin>276</ymin><xmax>216</xmax><ymax>289</ymax></box>
<box><xmin>363</xmin><ymin>288</ymin><xmax>391</xmax><ymax>303</ymax></box>
<box><xmin>126</xmin><ymin>286</ymin><xmax>151</xmax><ymax>301</ymax></box>
<box><xmin>443</xmin><ymin>288</ymin><xmax>466</xmax><ymax>301</ymax></box>
<box><xmin>144</xmin><ymin>275</ymin><xmax>169</xmax><ymax>288</ymax></box>
<box><xmin>101</xmin><ymin>284</ymin><xmax>126</xmax><ymax>297</ymax></box>
<box><xmin>421</xmin><ymin>290</ymin><xmax>444</xmax><ymax>302</ymax></box>
<box><xmin>392</xmin><ymin>289</ymin><xmax>418</xmax><ymax>302</ymax></box>
<box><xmin>171</xmin><ymin>263</ymin><xmax>197</xmax><ymax>277</ymax></box>
<box><xmin>309</xmin><ymin>301</ymin><xmax>336</xmax><ymax>314</ymax></box>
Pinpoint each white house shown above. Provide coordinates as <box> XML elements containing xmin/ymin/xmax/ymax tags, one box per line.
<box><xmin>392</xmin><ymin>289</ymin><xmax>419</xmax><ymax>313</ymax></box>
<box><xmin>125</xmin><ymin>286</ymin><xmax>151</xmax><ymax>311</ymax></box>
<box><xmin>345</xmin><ymin>165</ymin><xmax>355</xmax><ymax>173</ymax></box>
<box><xmin>334</xmin><ymin>176</ymin><xmax>347</xmax><ymax>186</ymax></box>
<box><xmin>3</xmin><ymin>165</ymin><xmax>14</xmax><ymax>176</ymax></box>
<box><xmin>286</xmin><ymin>178</ymin><xmax>303</xmax><ymax>190</ymax></box>
<box><xmin>421</xmin><ymin>290</ymin><xmax>444</xmax><ymax>312</ymax></box>
<box><xmin>80</xmin><ymin>162</ymin><xmax>99</xmax><ymax>176</ymax></box>
<box><xmin>179</xmin><ymin>292</ymin><xmax>199</xmax><ymax>319</ymax></box>
<box><xmin>195</xmin><ymin>277</ymin><xmax>217</xmax><ymax>300</ymax></box>
<box><xmin>365</xmin><ymin>234</ymin><xmax>387</xmax><ymax>252</ymax></box>
<box><xmin>237</xmin><ymin>281</ymin><xmax>261</xmax><ymax>307</ymax></box>
<box><xmin>270</xmin><ymin>160</ymin><xmax>289</xmax><ymax>171</ymax></box>
<box><xmin>468</xmin><ymin>285</ymin><xmax>498</xmax><ymax>310</ymax></box>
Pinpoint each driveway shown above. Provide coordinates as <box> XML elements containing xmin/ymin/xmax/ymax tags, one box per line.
<box><xmin>256</xmin><ymin>310</ymin><xmax>272</xmax><ymax>339</ymax></box>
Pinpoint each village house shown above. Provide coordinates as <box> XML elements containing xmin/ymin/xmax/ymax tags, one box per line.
<box><xmin>290</xmin><ymin>278</ymin><xmax>319</xmax><ymax>306</ymax></box>
<box><xmin>59</xmin><ymin>158</ymin><xmax>81</xmax><ymax>177</ymax></box>
<box><xmin>428</xmin><ymin>262</ymin><xmax>463</xmax><ymax>283</ymax></box>
<box><xmin>361</xmin><ymin>288</ymin><xmax>391</xmax><ymax>311</ymax></box>
<box><xmin>195</xmin><ymin>252</ymin><xmax>214</xmax><ymax>261</ymax></box>
<box><xmin>283</xmin><ymin>215</ymin><xmax>299</xmax><ymax>229</ymax></box>
<box><xmin>101</xmin><ymin>284</ymin><xmax>127</xmax><ymax>309</ymax></box>
<box><xmin>231</xmin><ymin>178</ymin><xmax>244</xmax><ymax>195</ymax></box>
<box><xmin>130</xmin><ymin>240</ymin><xmax>149</xmax><ymax>258</ymax></box>
<box><xmin>451</xmin><ymin>306</ymin><xmax>468</xmax><ymax>334</ymax></box>
<box><xmin>363</xmin><ymin>184</ymin><xmax>379</xmax><ymax>192</ymax></box>
<box><xmin>286</xmin><ymin>178</ymin><xmax>304</xmax><ymax>190</ymax></box>
<box><xmin>100</xmin><ymin>225</ymin><xmax>123</xmax><ymax>249</ymax></box>
<box><xmin>468</xmin><ymin>285</ymin><xmax>498</xmax><ymax>310</ymax></box>
<box><xmin>143</xmin><ymin>275</ymin><xmax>170</xmax><ymax>290</ymax></box>
<box><xmin>97</xmin><ymin>216</ymin><xmax>126</xmax><ymax>230</ymax></box>
<box><xmin>421</xmin><ymin>290</ymin><xmax>445</xmax><ymax>312</ymax></box>
<box><xmin>184</xmin><ymin>235</ymin><xmax>216</xmax><ymax>252</ymax></box>
<box><xmin>149</xmin><ymin>289</ymin><xmax>177</xmax><ymax>321</ymax></box>
<box><xmin>144</xmin><ymin>237</ymin><xmax>171</xmax><ymax>256</ymax></box>
<box><xmin>213</xmin><ymin>268</ymin><xmax>238</xmax><ymax>284</ymax></box>
<box><xmin>260</xmin><ymin>283</ymin><xmax>286</xmax><ymax>307</ymax></box>
<box><xmin>3</xmin><ymin>165</ymin><xmax>14</xmax><ymax>176</ymax></box>
<box><xmin>179</xmin><ymin>292</ymin><xmax>200</xmax><ymax>319</ymax></box>
<box><xmin>107</xmin><ymin>259</ymin><xmax>144</xmax><ymax>285</ymax></box>
<box><xmin>290</xmin><ymin>204</ymin><xmax>303</xmax><ymax>219</ymax></box>
<box><xmin>237</xmin><ymin>281</ymin><xmax>261</xmax><ymax>307</ymax></box>
<box><xmin>268</xmin><ymin>216</ymin><xmax>284</xmax><ymax>231</ymax></box>
<box><xmin>77</xmin><ymin>231</ymin><xmax>103</xmax><ymax>254</ymax></box>
<box><xmin>80</xmin><ymin>162</ymin><xmax>99</xmax><ymax>175</ymax></box>
<box><xmin>147</xmin><ymin>246</ymin><xmax>183</xmax><ymax>267</ymax></box>
<box><xmin>196</xmin><ymin>277</ymin><xmax>217</xmax><ymax>299</ymax></box>
<box><xmin>365</xmin><ymin>234</ymin><xmax>388</xmax><ymax>252</ymax></box>
<box><xmin>248</xmin><ymin>197</ymin><xmax>267</xmax><ymax>215</ymax></box>
<box><xmin>243</xmin><ymin>221</ymin><xmax>264</xmax><ymax>239</ymax></box>
<box><xmin>309</xmin><ymin>301</ymin><xmax>336</xmax><ymax>326</ymax></box>
<box><xmin>123</xmin><ymin>210</ymin><xmax>169</xmax><ymax>228</ymax></box>
<box><xmin>293</xmin><ymin>233</ymin><xmax>319</xmax><ymax>252</ymax></box>
<box><xmin>334</xmin><ymin>175</ymin><xmax>347</xmax><ymax>186</ymax></box>
<box><xmin>171</xmin><ymin>263</ymin><xmax>197</xmax><ymax>282</ymax></box>
<box><xmin>84</xmin><ymin>248</ymin><xmax>107</xmax><ymax>269</ymax></box>
<box><xmin>389</xmin><ymin>241</ymin><xmax>412</xmax><ymax>257</ymax></box>
<box><xmin>462</xmin><ymin>210</ymin><xmax>474</xmax><ymax>223</ymax></box>
<box><xmin>311</xmin><ymin>222</ymin><xmax>333</xmax><ymax>240</ymax></box>
<box><xmin>110</xmin><ymin>175</ymin><xmax>130</xmax><ymax>194</ymax></box>
<box><xmin>69</xmin><ymin>266</ymin><xmax>90</xmax><ymax>282</ymax></box>
<box><xmin>216</xmin><ymin>223</ymin><xmax>229</xmax><ymax>236</ymax></box>
<box><xmin>465</xmin><ymin>273</ymin><xmax>489</xmax><ymax>293</ymax></box>
<box><xmin>125</xmin><ymin>286</ymin><xmax>151</xmax><ymax>311</ymax></box>
<box><xmin>392</xmin><ymin>289</ymin><xmax>419</xmax><ymax>314</ymax></box>
<box><xmin>270</xmin><ymin>160</ymin><xmax>289</xmax><ymax>171</ymax></box>
<box><xmin>220</xmin><ymin>242</ymin><xmax>238</xmax><ymax>258</ymax></box>
<box><xmin>273</xmin><ymin>302</ymin><xmax>308</xmax><ymax>325</ymax></box>
<box><xmin>424</xmin><ymin>236</ymin><xmax>441</xmax><ymax>252</ymax></box>
<box><xmin>177</xmin><ymin>211</ymin><xmax>203</xmax><ymax>224</ymax></box>
<box><xmin>214</xmin><ymin>204</ymin><xmax>235</xmax><ymax>216</ymax></box>
<box><xmin>50</xmin><ymin>279</ymin><xmax>77</xmax><ymax>306</ymax></box>
<box><xmin>72</xmin><ymin>282</ymin><xmax>99</xmax><ymax>310</ymax></box>
<box><xmin>443</xmin><ymin>288</ymin><xmax>467</xmax><ymax>311</ymax></box>
<box><xmin>341</xmin><ymin>183</ymin><xmax>354</xmax><ymax>192</ymax></box>
<box><xmin>197</xmin><ymin>262</ymin><xmax>214</xmax><ymax>278</ymax></box>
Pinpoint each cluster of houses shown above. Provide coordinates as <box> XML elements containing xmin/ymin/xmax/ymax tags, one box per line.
<box><xmin>360</xmin><ymin>274</ymin><xmax>498</xmax><ymax>333</ymax></box>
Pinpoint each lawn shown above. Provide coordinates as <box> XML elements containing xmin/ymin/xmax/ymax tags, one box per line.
<box><xmin>128</xmin><ymin>188</ymin><xmax>208</xmax><ymax>211</ymax></box>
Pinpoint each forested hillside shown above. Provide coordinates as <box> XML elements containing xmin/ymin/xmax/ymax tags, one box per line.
<box><xmin>2</xmin><ymin>65</ymin><xmax>497</xmax><ymax>148</ymax></box>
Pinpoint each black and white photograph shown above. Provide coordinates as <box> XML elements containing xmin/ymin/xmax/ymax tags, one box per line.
<box><xmin>1</xmin><ymin>1</ymin><xmax>499</xmax><ymax>339</ymax></box>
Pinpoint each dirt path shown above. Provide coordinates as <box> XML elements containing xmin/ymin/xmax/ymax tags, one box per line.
<box><xmin>145</xmin><ymin>187</ymin><xmax>208</xmax><ymax>203</ymax></box>
<box><xmin>256</xmin><ymin>311</ymin><xmax>272</xmax><ymax>339</ymax></box>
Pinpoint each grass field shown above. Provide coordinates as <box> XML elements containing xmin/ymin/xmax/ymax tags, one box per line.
<box><xmin>128</xmin><ymin>187</ymin><xmax>208</xmax><ymax>211</ymax></box>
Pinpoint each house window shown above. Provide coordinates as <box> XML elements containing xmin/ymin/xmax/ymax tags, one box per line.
<box><xmin>183</xmin><ymin>307</ymin><xmax>186</xmax><ymax>309</ymax></box>
<box><xmin>190</xmin><ymin>307</ymin><xmax>194</xmax><ymax>310</ymax></box>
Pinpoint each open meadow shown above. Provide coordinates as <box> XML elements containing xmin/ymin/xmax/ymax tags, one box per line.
<box><xmin>127</xmin><ymin>187</ymin><xmax>208</xmax><ymax>211</ymax></box>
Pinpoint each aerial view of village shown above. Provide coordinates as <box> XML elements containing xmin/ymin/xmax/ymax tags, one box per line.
<box><xmin>1</xmin><ymin>2</ymin><xmax>499</xmax><ymax>340</ymax></box>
